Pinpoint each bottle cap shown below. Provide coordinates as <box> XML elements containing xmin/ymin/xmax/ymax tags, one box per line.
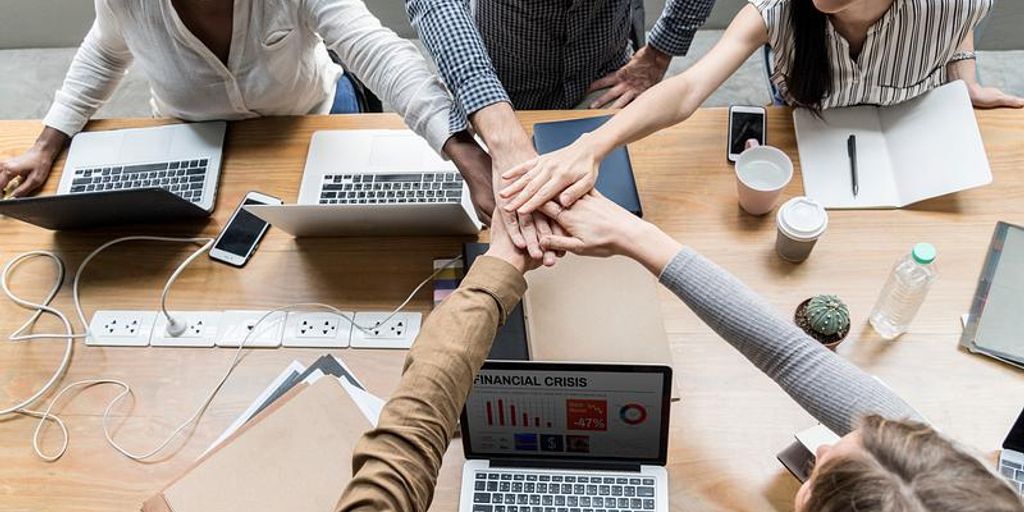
<box><xmin>777</xmin><ymin>197</ymin><xmax>828</xmax><ymax>241</ymax></box>
<box><xmin>912</xmin><ymin>243</ymin><xmax>937</xmax><ymax>265</ymax></box>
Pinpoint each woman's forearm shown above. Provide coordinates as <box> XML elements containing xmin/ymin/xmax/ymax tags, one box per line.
<box><xmin>657</xmin><ymin>248</ymin><xmax>923</xmax><ymax>435</ymax></box>
<box><xmin>947</xmin><ymin>30</ymin><xmax>979</xmax><ymax>86</ymax></box>
<box><xmin>586</xmin><ymin>74</ymin><xmax>705</xmax><ymax>159</ymax></box>
<box><xmin>583</xmin><ymin>4</ymin><xmax>770</xmax><ymax>159</ymax></box>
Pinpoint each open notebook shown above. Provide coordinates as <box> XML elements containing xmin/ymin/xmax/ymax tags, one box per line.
<box><xmin>793</xmin><ymin>80</ymin><xmax>992</xmax><ymax>209</ymax></box>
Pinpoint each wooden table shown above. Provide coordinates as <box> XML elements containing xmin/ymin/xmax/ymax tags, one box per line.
<box><xmin>1</xmin><ymin>108</ymin><xmax>1023</xmax><ymax>511</ymax></box>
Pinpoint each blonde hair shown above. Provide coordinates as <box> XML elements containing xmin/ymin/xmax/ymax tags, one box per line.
<box><xmin>805</xmin><ymin>415</ymin><xmax>1023</xmax><ymax>512</ymax></box>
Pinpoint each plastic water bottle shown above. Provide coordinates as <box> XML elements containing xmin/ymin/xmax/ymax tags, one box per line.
<box><xmin>869</xmin><ymin>243</ymin><xmax>938</xmax><ymax>340</ymax></box>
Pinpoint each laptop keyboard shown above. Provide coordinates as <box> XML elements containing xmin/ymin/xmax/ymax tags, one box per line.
<box><xmin>471</xmin><ymin>470</ymin><xmax>658</xmax><ymax>512</ymax></box>
<box><xmin>318</xmin><ymin>171</ymin><xmax>463</xmax><ymax>205</ymax></box>
<box><xmin>1000</xmin><ymin>459</ymin><xmax>1024</xmax><ymax>494</ymax></box>
<box><xmin>68</xmin><ymin>159</ymin><xmax>209</xmax><ymax>203</ymax></box>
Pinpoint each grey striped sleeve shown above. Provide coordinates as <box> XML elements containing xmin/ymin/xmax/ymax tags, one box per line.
<box><xmin>658</xmin><ymin>248</ymin><xmax>923</xmax><ymax>435</ymax></box>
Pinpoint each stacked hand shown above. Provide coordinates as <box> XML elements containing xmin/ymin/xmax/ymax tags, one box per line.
<box><xmin>498</xmin><ymin>135</ymin><xmax>601</xmax><ymax>215</ymax></box>
<box><xmin>492</xmin><ymin>145</ymin><xmax>565</xmax><ymax>267</ymax></box>
<box><xmin>535</xmin><ymin>191</ymin><xmax>683</xmax><ymax>275</ymax></box>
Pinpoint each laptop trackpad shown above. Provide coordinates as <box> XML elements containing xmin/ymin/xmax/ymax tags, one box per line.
<box><xmin>369</xmin><ymin>135</ymin><xmax>430</xmax><ymax>169</ymax></box>
<box><xmin>119</xmin><ymin>129</ymin><xmax>173</xmax><ymax>163</ymax></box>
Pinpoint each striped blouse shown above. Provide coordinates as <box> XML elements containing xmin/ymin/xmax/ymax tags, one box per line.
<box><xmin>750</xmin><ymin>0</ymin><xmax>993</xmax><ymax>108</ymax></box>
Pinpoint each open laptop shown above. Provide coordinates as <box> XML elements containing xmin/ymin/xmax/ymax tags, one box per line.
<box><xmin>459</xmin><ymin>361</ymin><xmax>673</xmax><ymax>512</ymax></box>
<box><xmin>1000</xmin><ymin>407</ymin><xmax>1024</xmax><ymax>495</ymax></box>
<box><xmin>245</xmin><ymin>130</ymin><xmax>482</xmax><ymax>237</ymax></box>
<box><xmin>0</xmin><ymin>122</ymin><xmax>226</xmax><ymax>229</ymax></box>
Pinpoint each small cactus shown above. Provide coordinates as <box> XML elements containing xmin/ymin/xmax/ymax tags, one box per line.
<box><xmin>805</xmin><ymin>295</ymin><xmax>850</xmax><ymax>337</ymax></box>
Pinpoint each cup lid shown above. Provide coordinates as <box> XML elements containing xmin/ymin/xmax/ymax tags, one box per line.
<box><xmin>777</xmin><ymin>197</ymin><xmax>828</xmax><ymax>240</ymax></box>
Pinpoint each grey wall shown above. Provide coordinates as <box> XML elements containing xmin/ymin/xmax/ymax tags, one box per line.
<box><xmin>0</xmin><ymin>0</ymin><xmax>1019</xmax><ymax>50</ymax></box>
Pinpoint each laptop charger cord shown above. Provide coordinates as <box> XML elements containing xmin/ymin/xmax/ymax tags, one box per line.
<box><xmin>0</xmin><ymin>237</ymin><xmax>460</xmax><ymax>462</ymax></box>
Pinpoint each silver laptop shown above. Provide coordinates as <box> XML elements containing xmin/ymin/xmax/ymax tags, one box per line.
<box><xmin>245</xmin><ymin>130</ymin><xmax>482</xmax><ymax>237</ymax></box>
<box><xmin>57</xmin><ymin>122</ymin><xmax>226</xmax><ymax>212</ymax></box>
<box><xmin>459</xmin><ymin>361</ymin><xmax>673</xmax><ymax>512</ymax></box>
<box><xmin>1000</xmin><ymin>407</ymin><xmax>1024</xmax><ymax>495</ymax></box>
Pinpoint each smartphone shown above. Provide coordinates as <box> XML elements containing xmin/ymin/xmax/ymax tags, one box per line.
<box><xmin>728</xmin><ymin>105</ymin><xmax>767</xmax><ymax>163</ymax></box>
<box><xmin>209</xmin><ymin>191</ymin><xmax>282</xmax><ymax>267</ymax></box>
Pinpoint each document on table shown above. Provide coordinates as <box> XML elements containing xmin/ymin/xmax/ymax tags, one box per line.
<box><xmin>203</xmin><ymin>360</ymin><xmax>307</xmax><ymax>456</ymax></box>
<box><xmin>205</xmin><ymin>355</ymin><xmax>384</xmax><ymax>454</ymax></box>
<box><xmin>793</xmin><ymin>80</ymin><xmax>992</xmax><ymax>209</ymax></box>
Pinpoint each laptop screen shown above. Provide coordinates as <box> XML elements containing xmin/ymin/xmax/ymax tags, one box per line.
<box><xmin>1005</xmin><ymin>407</ymin><xmax>1024</xmax><ymax>452</ymax></box>
<box><xmin>460</xmin><ymin>362</ymin><xmax>672</xmax><ymax>465</ymax></box>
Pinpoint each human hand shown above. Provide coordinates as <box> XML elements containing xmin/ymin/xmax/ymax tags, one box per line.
<box><xmin>492</xmin><ymin>144</ymin><xmax>560</xmax><ymax>266</ymax></box>
<box><xmin>587</xmin><ymin>45</ymin><xmax>671</xmax><ymax>109</ymax></box>
<box><xmin>499</xmin><ymin>134</ymin><xmax>601</xmax><ymax>214</ymax></box>
<box><xmin>484</xmin><ymin>201</ymin><xmax>542</xmax><ymax>274</ymax></box>
<box><xmin>539</xmin><ymin>192</ymin><xmax>682</xmax><ymax>274</ymax></box>
<box><xmin>444</xmin><ymin>132</ymin><xmax>495</xmax><ymax>224</ymax></box>
<box><xmin>968</xmin><ymin>83</ymin><xmax>1024</xmax><ymax>109</ymax></box>
<box><xmin>0</xmin><ymin>129</ymin><xmax>66</xmax><ymax>198</ymax></box>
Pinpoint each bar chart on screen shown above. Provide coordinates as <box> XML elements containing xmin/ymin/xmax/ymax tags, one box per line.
<box><xmin>479</xmin><ymin>396</ymin><xmax>564</xmax><ymax>429</ymax></box>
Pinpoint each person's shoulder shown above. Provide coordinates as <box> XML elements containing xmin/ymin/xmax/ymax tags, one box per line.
<box><xmin>94</xmin><ymin>0</ymin><xmax>135</xmax><ymax>17</ymax></box>
<box><xmin>747</xmin><ymin>0</ymin><xmax>787</xmax><ymax>14</ymax></box>
<box><xmin>925</xmin><ymin>0</ymin><xmax>992</xmax><ymax>15</ymax></box>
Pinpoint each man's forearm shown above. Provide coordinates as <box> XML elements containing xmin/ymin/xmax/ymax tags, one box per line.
<box><xmin>470</xmin><ymin>102</ymin><xmax>533</xmax><ymax>157</ymax></box>
<box><xmin>34</xmin><ymin>127</ymin><xmax>71</xmax><ymax>160</ymax></box>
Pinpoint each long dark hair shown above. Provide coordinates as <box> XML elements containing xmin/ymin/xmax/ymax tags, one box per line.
<box><xmin>787</xmin><ymin>1</ymin><xmax>832</xmax><ymax>110</ymax></box>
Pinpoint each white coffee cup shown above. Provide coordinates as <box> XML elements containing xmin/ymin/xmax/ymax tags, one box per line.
<box><xmin>735</xmin><ymin>139</ymin><xmax>793</xmax><ymax>216</ymax></box>
<box><xmin>775</xmin><ymin>196</ymin><xmax>828</xmax><ymax>263</ymax></box>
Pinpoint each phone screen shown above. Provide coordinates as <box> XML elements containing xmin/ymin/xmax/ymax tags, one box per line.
<box><xmin>214</xmin><ymin>198</ymin><xmax>271</xmax><ymax>257</ymax></box>
<box><xmin>730</xmin><ymin>111</ymin><xmax>765</xmax><ymax>155</ymax></box>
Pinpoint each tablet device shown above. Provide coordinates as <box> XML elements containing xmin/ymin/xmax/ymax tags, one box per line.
<box><xmin>960</xmin><ymin>222</ymin><xmax>1024</xmax><ymax>366</ymax></box>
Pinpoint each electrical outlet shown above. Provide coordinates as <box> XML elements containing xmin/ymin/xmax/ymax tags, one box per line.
<box><xmin>350</xmin><ymin>312</ymin><xmax>422</xmax><ymax>349</ymax></box>
<box><xmin>216</xmin><ymin>310</ymin><xmax>286</xmax><ymax>348</ymax></box>
<box><xmin>151</xmin><ymin>311</ymin><xmax>222</xmax><ymax>347</ymax></box>
<box><xmin>282</xmin><ymin>312</ymin><xmax>352</xmax><ymax>348</ymax></box>
<box><xmin>87</xmin><ymin>310</ymin><xmax>157</xmax><ymax>347</ymax></box>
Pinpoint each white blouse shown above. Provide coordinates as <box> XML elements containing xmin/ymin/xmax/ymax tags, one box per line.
<box><xmin>751</xmin><ymin>0</ymin><xmax>992</xmax><ymax>109</ymax></box>
<box><xmin>44</xmin><ymin>0</ymin><xmax>454</xmax><ymax>152</ymax></box>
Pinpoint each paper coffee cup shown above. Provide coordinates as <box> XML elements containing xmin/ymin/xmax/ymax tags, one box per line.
<box><xmin>776</xmin><ymin>197</ymin><xmax>828</xmax><ymax>263</ymax></box>
<box><xmin>735</xmin><ymin>145</ymin><xmax>793</xmax><ymax>216</ymax></box>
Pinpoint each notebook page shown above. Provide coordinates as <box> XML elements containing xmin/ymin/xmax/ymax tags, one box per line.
<box><xmin>793</xmin><ymin>106</ymin><xmax>899</xmax><ymax>208</ymax></box>
<box><xmin>880</xmin><ymin>81</ymin><xmax>993</xmax><ymax>206</ymax></box>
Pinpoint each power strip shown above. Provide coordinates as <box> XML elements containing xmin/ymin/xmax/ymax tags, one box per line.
<box><xmin>86</xmin><ymin>310</ymin><xmax>421</xmax><ymax>349</ymax></box>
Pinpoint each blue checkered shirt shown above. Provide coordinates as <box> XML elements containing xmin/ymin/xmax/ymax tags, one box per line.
<box><xmin>406</xmin><ymin>0</ymin><xmax>715</xmax><ymax>133</ymax></box>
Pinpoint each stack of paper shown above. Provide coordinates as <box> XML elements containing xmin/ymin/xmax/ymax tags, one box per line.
<box><xmin>144</xmin><ymin>355</ymin><xmax>385</xmax><ymax>512</ymax></box>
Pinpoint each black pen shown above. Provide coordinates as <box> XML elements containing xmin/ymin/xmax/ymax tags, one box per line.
<box><xmin>847</xmin><ymin>134</ymin><xmax>859</xmax><ymax>197</ymax></box>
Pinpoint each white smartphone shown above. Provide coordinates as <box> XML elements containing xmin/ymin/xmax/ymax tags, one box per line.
<box><xmin>209</xmin><ymin>191</ymin><xmax>282</xmax><ymax>267</ymax></box>
<box><xmin>727</xmin><ymin>105</ymin><xmax>767</xmax><ymax>163</ymax></box>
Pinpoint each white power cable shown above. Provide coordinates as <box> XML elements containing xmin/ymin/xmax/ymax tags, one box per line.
<box><xmin>2</xmin><ymin>240</ymin><xmax>462</xmax><ymax>462</ymax></box>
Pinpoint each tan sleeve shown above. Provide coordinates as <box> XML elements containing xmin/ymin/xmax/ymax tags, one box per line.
<box><xmin>334</xmin><ymin>256</ymin><xmax>527</xmax><ymax>512</ymax></box>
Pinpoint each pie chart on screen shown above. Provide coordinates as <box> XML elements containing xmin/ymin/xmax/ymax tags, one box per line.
<box><xmin>619</xmin><ymin>403</ymin><xmax>648</xmax><ymax>425</ymax></box>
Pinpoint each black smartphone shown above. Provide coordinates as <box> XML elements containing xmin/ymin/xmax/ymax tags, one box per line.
<box><xmin>728</xmin><ymin>105</ymin><xmax>767</xmax><ymax>162</ymax></box>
